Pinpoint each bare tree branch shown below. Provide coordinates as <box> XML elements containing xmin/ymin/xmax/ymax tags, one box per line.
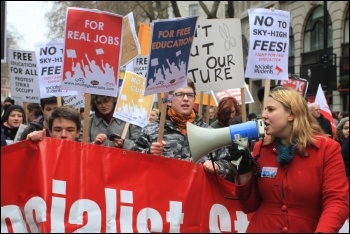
<box><xmin>136</xmin><ymin>1</ymin><xmax>155</xmax><ymax>21</ymax></box>
<box><xmin>199</xmin><ymin>1</ymin><xmax>220</xmax><ymax>19</ymax></box>
<box><xmin>226</xmin><ymin>1</ymin><xmax>234</xmax><ymax>18</ymax></box>
<box><xmin>198</xmin><ymin>1</ymin><xmax>211</xmax><ymax>15</ymax></box>
<box><xmin>156</xmin><ymin>1</ymin><xmax>165</xmax><ymax>19</ymax></box>
<box><xmin>210</xmin><ymin>1</ymin><xmax>221</xmax><ymax>17</ymax></box>
<box><xmin>46</xmin><ymin>1</ymin><xmax>149</xmax><ymax>39</ymax></box>
<box><xmin>170</xmin><ymin>1</ymin><xmax>181</xmax><ymax>18</ymax></box>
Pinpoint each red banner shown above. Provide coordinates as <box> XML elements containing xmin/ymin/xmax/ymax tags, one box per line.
<box><xmin>1</xmin><ymin>138</ymin><xmax>253</xmax><ymax>233</ymax></box>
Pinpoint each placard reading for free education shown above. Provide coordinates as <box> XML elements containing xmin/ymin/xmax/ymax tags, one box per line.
<box><xmin>145</xmin><ymin>16</ymin><xmax>198</xmax><ymax>96</ymax></box>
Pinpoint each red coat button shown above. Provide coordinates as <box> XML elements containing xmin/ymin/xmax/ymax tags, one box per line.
<box><xmin>281</xmin><ymin>205</ymin><xmax>287</xmax><ymax>211</ymax></box>
<box><xmin>282</xmin><ymin>227</ymin><xmax>288</xmax><ymax>232</ymax></box>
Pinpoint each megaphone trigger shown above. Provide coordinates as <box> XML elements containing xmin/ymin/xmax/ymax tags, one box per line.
<box><xmin>230</xmin><ymin>156</ymin><xmax>242</xmax><ymax>169</ymax></box>
<box><xmin>234</xmin><ymin>137</ymin><xmax>249</xmax><ymax>149</ymax></box>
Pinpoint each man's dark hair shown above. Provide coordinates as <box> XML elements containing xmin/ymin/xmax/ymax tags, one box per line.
<box><xmin>27</xmin><ymin>103</ymin><xmax>43</xmax><ymax>118</ymax></box>
<box><xmin>40</xmin><ymin>96</ymin><xmax>58</xmax><ymax>110</ymax></box>
<box><xmin>248</xmin><ymin>113</ymin><xmax>257</xmax><ymax>120</ymax></box>
<box><xmin>187</xmin><ymin>78</ymin><xmax>196</xmax><ymax>96</ymax></box>
<box><xmin>48</xmin><ymin>106</ymin><xmax>81</xmax><ymax>131</ymax></box>
<box><xmin>169</xmin><ymin>78</ymin><xmax>196</xmax><ymax>96</ymax></box>
<box><xmin>4</xmin><ymin>97</ymin><xmax>15</xmax><ymax>105</ymax></box>
<box><xmin>257</xmin><ymin>85</ymin><xmax>280</xmax><ymax>103</ymax></box>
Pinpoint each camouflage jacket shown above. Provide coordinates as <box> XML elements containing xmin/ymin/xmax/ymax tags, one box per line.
<box><xmin>133</xmin><ymin>114</ymin><xmax>233</xmax><ymax>179</ymax></box>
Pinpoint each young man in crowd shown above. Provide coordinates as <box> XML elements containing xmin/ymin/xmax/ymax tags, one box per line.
<box><xmin>133</xmin><ymin>78</ymin><xmax>234</xmax><ymax>181</ymax></box>
<box><xmin>26</xmin><ymin>106</ymin><xmax>81</xmax><ymax>142</ymax></box>
<box><xmin>20</xmin><ymin>96</ymin><xmax>59</xmax><ymax>140</ymax></box>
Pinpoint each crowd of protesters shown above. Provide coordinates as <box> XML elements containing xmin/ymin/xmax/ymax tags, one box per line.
<box><xmin>1</xmin><ymin>81</ymin><xmax>348</xmax><ymax>232</ymax></box>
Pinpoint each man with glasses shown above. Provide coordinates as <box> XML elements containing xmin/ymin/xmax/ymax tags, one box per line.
<box><xmin>133</xmin><ymin>79</ymin><xmax>234</xmax><ymax>180</ymax></box>
<box><xmin>308</xmin><ymin>102</ymin><xmax>333</xmax><ymax>138</ymax></box>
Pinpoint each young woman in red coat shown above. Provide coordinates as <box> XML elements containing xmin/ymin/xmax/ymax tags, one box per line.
<box><xmin>235</xmin><ymin>87</ymin><xmax>348</xmax><ymax>233</ymax></box>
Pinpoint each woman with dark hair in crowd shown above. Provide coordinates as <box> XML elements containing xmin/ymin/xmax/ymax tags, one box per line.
<box><xmin>335</xmin><ymin>117</ymin><xmax>349</xmax><ymax>147</ymax></box>
<box><xmin>26</xmin><ymin>103</ymin><xmax>43</xmax><ymax>123</ymax></box>
<box><xmin>210</xmin><ymin>96</ymin><xmax>241</xmax><ymax>128</ymax></box>
<box><xmin>1</xmin><ymin>105</ymin><xmax>27</xmax><ymax>146</ymax></box>
<box><xmin>210</xmin><ymin>96</ymin><xmax>242</xmax><ymax>181</ymax></box>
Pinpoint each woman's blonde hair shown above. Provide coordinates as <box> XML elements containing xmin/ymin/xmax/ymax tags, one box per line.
<box><xmin>152</xmin><ymin>108</ymin><xmax>159</xmax><ymax>115</ymax></box>
<box><xmin>264</xmin><ymin>87</ymin><xmax>325</xmax><ymax>155</ymax></box>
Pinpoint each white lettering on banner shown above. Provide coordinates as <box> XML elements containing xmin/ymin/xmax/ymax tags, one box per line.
<box><xmin>235</xmin><ymin>211</ymin><xmax>250</xmax><ymax>233</ymax></box>
<box><xmin>210</xmin><ymin>204</ymin><xmax>231</xmax><ymax>232</ymax></box>
<box><xmin>25</xmin><ymin>197</ymin><xmax>47</xmax><ymax>233</ymax></box>
<box><xmin>137</xmin><ymin>207</ymin><xmax>163</xmax><ymax>232</ymax></box>
<box><xmin>1</xmin><ymin>205</ymin><xmax>28</xmax><ymax>233</ymax></box>
<box><xmin>69</xmin><ymin>199</ymin><xmax>101</xmax><ymax>232</ymax></box>
<box><xmin>167</xmin><ymin>201</ymin><xmax>184</xmax><ymax>233</ymax></box>
<box><xmin>51</xmin><ymin>180</ymin><xmax>66</xmax><ymax>232</ymax></box>
<box><xmin>120</xmin><ymin>190</ymin><xmax>133</xmax><ymax>233</ymax></box>
<box><xmin>1</xmin><ymin>179</ymin><xmax>251</xmax><ymax>232</ymax></box>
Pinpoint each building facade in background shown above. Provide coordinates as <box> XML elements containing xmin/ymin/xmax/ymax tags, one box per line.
<box><xmin>1</xmin><ymin>1</ymin><xmax>348</xmax><ymax>116</ymax></box>
<box><xmin>173</xmin><ymin>1</ymin><xmax>349</xmax><ymax>115</ymax></box>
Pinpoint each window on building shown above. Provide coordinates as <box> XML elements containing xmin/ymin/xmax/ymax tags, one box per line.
<box><xmin>225</xmin><ymin>4</ymin><xmax>228</xmax><ymax>18</ymax></box>
<box><xmin>303</xmin><ymin>6</ymin><xmax>333</xmax><ymax>52</ymax></box>
<box><xmin>289</xmin><ymin>27</ymin><xmax>295</xmax><ymax>57</ymax></box>
<box><xmin>289</xmin><ymin>27</ymin><xmax>295</xmax><ymax>75</ymax></box>
<box><xmin>242</xmin><ymin>35</ymin><xmax>249</xmax><ymax>65</ymax></box>
<box><xmin>1</xmin><ymin>78</ymin><xmax>9</xmax><ymax>86</ymax></box>
<box><xmin>224</xmin><ymin>3</ymin><xmax>235</xmax><ymax>18</ymax></box>
<box><xmin>244</xmin><ymin>2</ymin><xmax>250</xmax><ymax>10</ymax></box>
<box><xmin>344</xmin><ymin>9</ymin><xmax>349</xmax><ymax>43</ymax></box>
<box><xmin>189</xmin><ymin>4</ymin><xmax>199</xmax><ymax>16</ymax></box>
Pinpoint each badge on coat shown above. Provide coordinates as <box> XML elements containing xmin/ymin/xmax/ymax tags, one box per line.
<box><xmin>261</xmin><ymin>167</ymin><xmax>278</xmax><ymax>178</ymax></box>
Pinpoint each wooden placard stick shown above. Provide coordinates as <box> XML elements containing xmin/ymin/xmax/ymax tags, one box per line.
<box><xmin>82</xmin><ymin>94</ymin><xmax>91</xmax><ymax>143</ymax></box>
<box><xmin>157</xmin><ymin>92</ymin><xmax>169</xmax><ymax>143</ymax></box>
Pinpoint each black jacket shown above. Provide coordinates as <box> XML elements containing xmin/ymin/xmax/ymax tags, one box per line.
<box><xmin>1</xmin><ymin>128</ymin><xmax>7</xmax><ymax>147</ymax></box>
<box><xmin>316</xmin><ymin>114</ymin><xmax>333</xmax><ymax>138</ymax></box>
<box><xmin>19</xmin><ymin>118</ymin><xmax>50</xmax><ymax>140</ymax></box>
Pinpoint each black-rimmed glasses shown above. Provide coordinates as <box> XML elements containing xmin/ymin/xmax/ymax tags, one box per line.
<box><xmin>173</xmin><ymin>92</ymin><xmax>195</xmax><ymax>99</ymax></box>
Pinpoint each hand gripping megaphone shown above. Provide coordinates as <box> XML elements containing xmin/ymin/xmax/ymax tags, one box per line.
<box><xmin>187</xmin><ymin>120</ymin><xmax>265</xmax><ymax>163</ymax></box>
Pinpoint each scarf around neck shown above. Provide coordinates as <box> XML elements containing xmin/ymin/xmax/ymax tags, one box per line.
<box><xmin>168</xmin><ymin>108</ymin><xmax>196</xmax><ymax>136</ymax></box>
<box><xmin>275</xmin><ymin>139</ymin><xmax>296</xmax><ymax>166</ymax></box>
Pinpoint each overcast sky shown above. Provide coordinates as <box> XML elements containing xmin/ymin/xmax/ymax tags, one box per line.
<box><xmin>6</xmin><ymin>1</ymin><xmax>52</xmax><ymax>51</ymax></box>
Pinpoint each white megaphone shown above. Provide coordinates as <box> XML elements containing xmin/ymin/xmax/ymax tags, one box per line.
<box><xmin>187</xmin><ymin>120</ymin><xmax>265</xmax><ymax>163</ymax></box>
